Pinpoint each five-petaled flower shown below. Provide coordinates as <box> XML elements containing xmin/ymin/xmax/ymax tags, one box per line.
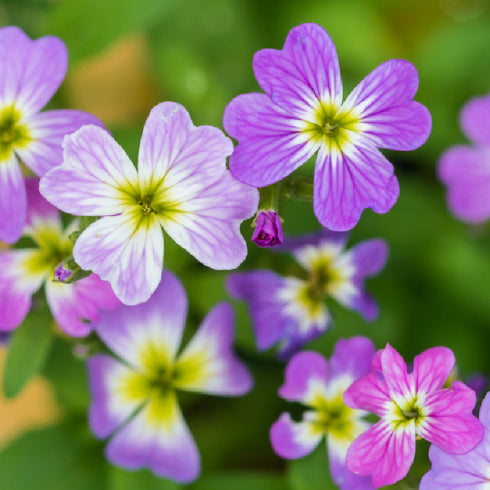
<box><xmin>227</xmin><ymin>230</ymin><xmax>388</xmax><ymax>358</ymax></box>
<box><xmin>343</xmin><ymin>344</ymin><xmax>483</xmax><ymax>488</ymax></box>
<box><xmin>270</xmin><ymin>337</ymin><xmax>375</xmax><ymax>489</ymax></box>
<box><xmin>0</xmin><ymin>179</ymin><xmax>119</xmax><ymax>336</ymax></box>
<box><xmin>223</xmin><ymin>23</ymin><xmax>431</xmax><ymax>231</ymax></box>
<box><xmin>40</xmin><ymin>101</ymin><xmax>259</xmax><ymax>305</ymax></box>
<box><xmin>87</xmin><ymin>271</ymin><xmax>252</xmax><ymax>483</ymax></box>
<box><xmin>0</xmin><ymin>26</ymin><xmax>101</xmax><ymax>244</ymax></box>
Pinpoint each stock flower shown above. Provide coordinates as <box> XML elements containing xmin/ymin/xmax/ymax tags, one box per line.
<box><xmin>420</xmin><ymin>391</ymin><xmax>490</xmax><ymax>489</ymax></box>
<box><xmin>223</xmin><ymin>23</ymin><xmax>431</xmax><ymax>231</ymax></box>
<box><xmin>87</xmin><ymin>271</ymin><xmax>252</xmax><ymax>483</ymax></box>
<box><xmin>40</xmin><ymin>102</ymin><xmax>259</xmax><ymax>306</ymax></box>
<box><xmin>252</xmin><ymin>210</ymin><xmax>283</xmax><ymax>247</ymax></box>
<box><xmin>270</xmin><ymin>337</ymin><xmax>375</xmax><ymax>489</ymax></box>
<box><xmin>343</xmin><ymin>344</ymin><xmax>483</xmax><ymax>488</ymax></box>
<box><xmin>0</xmin><ymin>26</ymin><xmax>101</xmax><ymax>244</ymax></box>
<box><xmin>438</xmin><ymin>92</ymin><xmax>490</xmax><ymax>223</ymax></box>
<box><xmin>227</xmin><ymin>230</ymin><xmax>387</xmax><ymax>358</ymax></box>
<box><xmin>0</xmin><ymin>179</ymin><xmax>119</xmax><ymax>336</ymax></box>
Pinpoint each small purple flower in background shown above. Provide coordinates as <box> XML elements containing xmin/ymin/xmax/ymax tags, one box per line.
<box><xmin>228</xmin><ymin>230</ymin><xmax>388</xmax><ymax>358</ymax></box>
<box><xmin>40</xmin><ymin>102</ymin><xmax>259</xmax><ymax>306</ymax></box>
<box><xmin>438</xmin><ymin>92</ymin><xmax>490</xmax><ymax>223</ymax></box>
<box><xmin>420</xmin><ymin>391</ymin><xmax>490</xmax><ymax>489</ymax></box>
<box><xmin>252</xmin><ymin>210</ymin><xmax>283</xmax><ymax>247</ymax></box>
<box><xmin>0</xmin><ymin>179</ymin><xmax>119</xmax><ymax>336</ymax></box>
<box><xmin>343</xmin><ymin>344</ymin><xmax>483</xmax><ymax>488</ymax></box>
<box><xmin>223</xmin><ymin>23</ymin><xmax>431</xmax><ymax>231</ymax></box>
<box><xmin>0</xmin><ymin>26</ymin><xmax>101</xmax><ymax>244</ymax></box>
<box><xmin>87</xmin><ymin>271</ymin><xmax>252</xmax><ymax>483</ymax></box>
<box><xmin>270</xmin><ymin>337</ymin><xmax>375</xmax><ymax>489</ymax></box>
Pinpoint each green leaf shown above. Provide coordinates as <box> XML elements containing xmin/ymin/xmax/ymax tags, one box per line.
<box><xmin>108</xmin><ymin>467</ymin><xmax>181</xmax><ymax>490</ymax></box>
<box><xmin>3</xmin><ymin>301</ymin><xmax>53</xmax><ymax>398</ymax></box>
<box><xmin>191</xmin><ymin>472</ymin><xmax>287</xmax><ymax>490</ymax></box>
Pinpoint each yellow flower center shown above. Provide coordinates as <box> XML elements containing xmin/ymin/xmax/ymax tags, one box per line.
<box><xmin>0</xmin><ymin>105</ymin><xmax>31</xmax><ymax>161</ymax></box>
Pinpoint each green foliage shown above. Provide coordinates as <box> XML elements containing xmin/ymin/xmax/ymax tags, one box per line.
<box><xmin>191</xmin><ymin>472</ymin><xmax>286</xmax><ymax>490</ymax></box>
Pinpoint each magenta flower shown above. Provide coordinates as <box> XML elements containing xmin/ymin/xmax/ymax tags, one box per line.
<box><xmin>87</xmin><ymin>271</ymin><xmax>252</xmax><ymax>483</ymax></box>
<box><xmin>0</xmin><ymin>26</ymin><xmax>101</xmax><ymax>244</ymax></box>
<box><xmin>270</xmin><ymin>337</ymin><xmax>375</xmax><ymax>489</ymax></box>
<box><xmin>40</xmin><ymin>102</ymin><xmax>259</xmax><ymax>306</ymax></box>
<box><xmin>421</xmin><ymin>391</ymin><xmax>490</xmax><ymax>489</ymax></box>
<box><xmin>223</xmin><ymin>23</ymin><xmax>431</xmax><ymax>231</ymax></box>
<box><xmin>343</xmin><ymin>344</ymin><xmax>483</xmax><ymax>488</ymax></box>
<box><xmin>0</xmin><ymin>179</ymin><xmax>119</xmax><ymax>336</ymax></box>
<box><xmin>438</xmin><ymin>92</ymin><xmax>490</xmax><ymax>223</ymax></box>
<box><xmin>252</xmin><ymin>210</ymin><xmax>283</xmax><ymax>247</ymax></box>
<box><xmin>227</xmin><ymin>230</ymin><xmax>388</xmax><ymax>358</ymax></box>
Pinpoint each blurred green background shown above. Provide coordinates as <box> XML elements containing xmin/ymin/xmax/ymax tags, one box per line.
<box><xmin>0</xmin><ymin>0</ymin><xmax>489</xmax><ymax>488</ymax></box>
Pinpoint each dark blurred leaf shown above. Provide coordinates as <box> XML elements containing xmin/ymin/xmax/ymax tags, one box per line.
<box><xmin>191</xmin><ymin>472</ymin><xmax>286</xmax><ymax>490</ymax></box>
<box><xmin>3</xmin><ymin>301</ymin><xmax>53</xmax><ymax>398</ymax></box>
<box><xmin>108</xmin><ymin>467</ymin><xmax>181</xmax><ymax>490</ymax></box>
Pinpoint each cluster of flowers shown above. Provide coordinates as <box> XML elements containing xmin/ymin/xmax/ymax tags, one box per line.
<box><xmin>1</xmin><ymin>22</ymin><xmax>489</xmax><ymax>488</ymax></box>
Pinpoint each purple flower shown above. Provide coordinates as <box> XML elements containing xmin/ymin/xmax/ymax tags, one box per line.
<box><xmin>270</xmin><ymin>337</ymin><xmax>375</xmax><ymax>489</ymax></box>
<box><xmin>343</xmin><ymin>344</ymin><xmax>483</xmax><ymax>488</ymax></box>
<box><xmin>438</xmin><ymin>92</ymin><xmax>490</xmax><ymax>223</ymax></box>
<box><xmin>87</xmin><ymin>271</ymin><xmax>252</xmax><ymax>483</ymax></box>
<box><xmin>421</xmin><ymin>391</ymin><xmax>490</xmax><ymax>489</ymax></box>
<box><xmin>0</xmin><ymin>179</ymin><xmax>119</xmax><ymax>336</ymax></box>
<box><xmin>54</xmin><ymin>264</ymin><xmax>72</xmax><ymax>282</ymax></box>
<box><xmin>227</xmin><ymin>230</ymin><xmax>388</xmax><ymax>358</ymax></box>
<box><xmin>0</xmin><ymin>26</ymin><xmax>102</xmax><ymax>244</ymax></box>
<box><xmin>223</xmin><ymin>23</ymin><xmax>431</xmax><ymax>231</ymax></box>
<box><xmin>252</xmin><ymin>210</ymin><xmax>283</xmax><ymax>247</ymax></box>
<box><xmin>40</xmin><ymin>102</ymin><xmax>259</xmax><ymax>306</ymax></box>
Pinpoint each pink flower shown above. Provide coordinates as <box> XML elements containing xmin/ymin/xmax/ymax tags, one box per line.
<box><xmin>343</xmin><ymin>344</ymin><xmax>483</xmax><ymax>488</ymax></box>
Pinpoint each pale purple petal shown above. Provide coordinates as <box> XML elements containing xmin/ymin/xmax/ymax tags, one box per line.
<box><xmin>93</xmin><ymin>271</ymin><xmax>187</xmax><ymax>370</ymax></box>
<box><xmin>17</xmin><ymin>110</ymin><xmax>103</xmax><ymax>177</ymax></box>
<box><xmin>380</xmin><ymin>344</ymin><xmax>412</xmax><ymax>400</ymax></box>
<box><xmin>224</xmin><ymin>92</ymin><xmax>316</xmax><ymax>187</ymax></box>
<box><xmin>342</xmin><ymin>59</ymin><xmax>431</xmax><ymax>151</ymax></box>
<box><xmin>346</xmin><ymin>421</ymin><xmax>415</xmax><ymax>488</ymax></box>
<box><xmin>279</xmin><ymin>229</ymin><xmax>348</xmax><ymax>256</ymax></box>
<box><xmin>350</xmin><ymin>239</ymin><xmax>389</xmax><ymax>279</ymax></box>
<box><xmin>23</xmin><ymin>177</ymin><xmax>60</xmax><ymax>229</ymax></box>
<box><xmin>313</xmin><ymin>141</ymin><xmax>399</xmax><ymax>231</ymax></box>
<box><xmin>0</xmin><ymin>153</ymin><xmax>25</xmax><ymax>244</ymax></box>
<box><xmin>40</xmin><ymin>125</ymin><xmax>138</xmax><ymax>216</ymax></box>
<box><xmin>329</xmin><ymin>336</ymin><xmax>375</xmax><ymax>381</ymax></box>
<box><xmin>105</xmin><ymin>392</ymin><xmax>200</xmax><ymax>483</ymax></box>
<box><xmin>73</xmin><ymin>213</ymin><xmax>163</xmax><ymax>306</ymax></box>
<box><xmin>253</xmin><ymin>23</ymin><xmax>342</xmax><ymax>117</ymax></box>
<box><xmin>270</xmin><ymin>412</ymin><xmax>322</xmax><ymax>459</ymax></box>
<box><xmin>343</xmin><ymin>372</ymin><xmax>390</xmax><ymax>417</ymax></box>
<box><xmin>278</xmin><ymin>351</ymin><xmax>328</xmax><ymax>403</ymax></box>
<box><xmin>412</xmin><ymin>346</ymin><xmax>455</xmax><ymax>395</ymax></box>
<box><xmin>479</xmin><ymin>391</ymin><xmax>490</xmax><ymax>429</ymax></box>
<box><xmin>174</xmin><ymin>302</ymin><xmax>252</xmax><ymax>396</ymax></box>
<box><xmin>45</xmin><ymin>274</ymin><xmax>120</xmax><ymax>337</ymax></box>
<box><xmin>0</xmin><ymin>27</ymin><xmax>67</xmax><ymax>116</ymax></box>
<box><xmin>460</xmin><ymin>92</ymin><xmax>490</xmax><ymax>146</ymax></box>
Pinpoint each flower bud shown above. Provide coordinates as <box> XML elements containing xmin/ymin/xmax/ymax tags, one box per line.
<box><xmin>252</xmin><ymin>210</ymin><xmax>283</xmax><ymax>247</ymax></box>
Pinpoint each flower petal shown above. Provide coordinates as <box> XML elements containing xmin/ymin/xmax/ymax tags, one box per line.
<box><xmin>380</xmin><ymin>344</ymin><xmax>412</xmax><ymax>401</ymax></box>
<box><xmin>350</xmin><ymin>239</ymin><xmax>389</xmax><ymax>279</ymax></box>
<box><xmin>23</xmin><ymin>178</ymin><xmax>60</xmax><ymax>231</ymax></box>
<box><xmin>224</xmin><ymin>92</ymin><xmax>316</xmax><ymax>187</ymax></box>
<box><xmin>0</xmin><ymin>27</ymin><xmax>67</xmax><ymax>116</ymax></box>
<box><xmin>342</xmin><ymin>59</ymin><xmax>431</xmax><ymax>151</ymax></box>
<box><xmin>329</xmin><ymin>336</ymin><xmax>375</xmax><ymax>381</ymax></box>
<box><xmin>40</xmin><ymin>125</ymin><xmax>137</xmax><ymax>216</ymax></box>
<box><xmin>174</xmin><ymin>302</ymin><xmax>252</xmax><ymax>396</ymax></box>
<box><xmin>460</xmin><ymin>92</ymin><xmax>490</xmax><ymax>146</ymax></box>
<box><xmin>412</xmin><ymin>346</ymin><xmax>455</xmax><ymax>395</ymax></box>
<box><xmin>479</xmin><ymin>392</ymin><xmax>490</xmax><ymax>430</ymax></box>
<box><xmin>313</xmin><ymin>141</ymin><xmax>399</xmax><ymax>231</ymax></box>
<box><xmin>270</xmin><ymin>412</ymin><xmax>322</xmax><ymax>459</ymax></box>
<box><xmin>17</xmin><ymin>109</ymin><xmax>103</xmax><ymax>177</ymax></box>
<box><xmin>74</xmin><ymin>213</ymin><xmax>163</xmax><ymax>306</ymax></box>
<box><xmin>343</xmin><ymin>372</ymin><xmax>390</xmax><ymax>417</ymax></box>
<box><xmin>93</xmin><ymin>271</ymin><xmax>187</xmax><ymax>370</ymax></box>
<box><xmin>253</xmin><ymin>23</ymin><xmax>342</xmax><ymax>117</ymax></box>
<box><xmin>105</xmin><ymin>390</ymin><xmax>200</xmax><ymax>483</ymax></box>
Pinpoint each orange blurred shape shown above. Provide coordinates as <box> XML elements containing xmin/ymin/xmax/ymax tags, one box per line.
<box><xmin>0</xmin><ymin>347</ymin><xmax>60</xmax><ymax>450</ymax></box>
<box><xmin>65</xmin><ymin>34</ymin><xmax>160</xmax><ymax>126</ymax></box>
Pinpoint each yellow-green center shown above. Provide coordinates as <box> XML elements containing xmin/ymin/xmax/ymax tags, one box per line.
<box><xmin>0</xmin><ymin>105</ymin><xmax>31</xmax><ymax>161</ymax></box>
<box><xmin>391</xmin><ymin>396</ymin><xmax>426</xmax><ymax>430</ymax></box>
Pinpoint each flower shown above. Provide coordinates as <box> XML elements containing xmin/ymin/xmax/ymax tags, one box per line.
<box><xmin>343</xmin><ymin>344</ymin><xmax>483</xmax><ymax>488</ymax></box>
<box><xmin>87</xmin><ymin>271</ymin><xmax>252</xmax><ymax>483</ymax></box>
<box><xmin>0</xmin><ymin>179</ymin><xmax>119</xmax><ymax>336</ymax></box>
<box><xmin>270</xmin><ymin>337</ymin><xmax>375</xmax><ymax>489</ymax></box>
<box><xmin>40</xmin><ymin>101</ymin><xmax>259</xmax><ymax>306</ymax></box>
<box><xmin>0</xmin><ymin>26</ymin><xmax>101</xmax><ymax>244</ymax></box>
<box><xmin>420</xmin><ymin>391</ymin><xmax>490</xmax><ymax>489</ymax></box>
<box><xmin>438</xmin><ymin>92</ymin><xmax>490</xmax><ymax>223</ymax></box>
<box><xmin>252</xmin><ymin>210</ymin><xmax>283</xmax><ymax>247</ymax></box>
<box><xmin>227</xmin><ymin>230</ymin><xmax>388</xmax><ymax>358</ymax></box>
<box><xmin>223</xmin><ymin>23</ymin><xmax>431</xmax><ymax>231</ymax></box>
